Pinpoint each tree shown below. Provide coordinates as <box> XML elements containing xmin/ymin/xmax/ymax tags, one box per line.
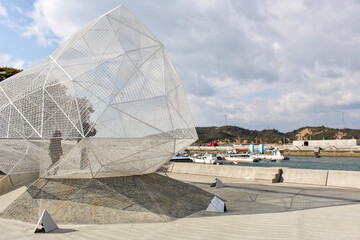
<box><xmin>0</xmin><ymin>67</ymin><xmax>23</xmax><ymax>81</ymax></box>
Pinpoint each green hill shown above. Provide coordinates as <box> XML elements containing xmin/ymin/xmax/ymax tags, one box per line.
<box><xmin>195</xmin><ymin>126</ymin><xmax>360</xmax><ymax>145</ymax></box>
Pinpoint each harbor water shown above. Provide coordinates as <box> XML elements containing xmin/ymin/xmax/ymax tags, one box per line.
<box><xmin>225</xmin><ymin>156</ymin><xmax>360</xmax><ymax>172</ymax></box>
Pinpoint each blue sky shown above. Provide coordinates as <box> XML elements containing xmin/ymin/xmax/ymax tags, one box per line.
<box><xmin>0</xmin><ymin>0</ymin><xmax>54</xmax><ymax>66</ymax></box>
<box><xmin>1</xmin><ymin>0</ymin><xmax>360</xmax><ymax>132</ymax></box>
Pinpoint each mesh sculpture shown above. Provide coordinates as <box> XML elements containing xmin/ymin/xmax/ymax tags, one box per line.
<box><xmin>0</xmin><ymin>5</ymin><xmax>197</xmax><ymax>178</ymax></box>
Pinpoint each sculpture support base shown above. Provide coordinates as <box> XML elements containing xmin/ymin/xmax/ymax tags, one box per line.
<box><xmin>0</xmin><ymin>173</ymin><xmax>213</xmax><ymax>224</ymax></box>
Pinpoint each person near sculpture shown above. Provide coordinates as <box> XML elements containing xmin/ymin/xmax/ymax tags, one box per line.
<box><xmin>48</xmin><ymin>130</ymin><xmax>63</xmax><ymax>175</ymax></box>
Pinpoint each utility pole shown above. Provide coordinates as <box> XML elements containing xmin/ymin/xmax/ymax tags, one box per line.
<box><xmin>342</xmin><ymin>112</ymin><xmax>346</xmax><ymax>129</ymax></box>
<box><xmin>225</xmin><ymin>114</ymin><xmax>227</xmax><ymax>126</ymax></box>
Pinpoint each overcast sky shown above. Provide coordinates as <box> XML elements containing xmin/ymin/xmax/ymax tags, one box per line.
<box><xmin>1</xmin><ymin>0</ymin><xmax>360</xmax><ymax>132</ymax></box>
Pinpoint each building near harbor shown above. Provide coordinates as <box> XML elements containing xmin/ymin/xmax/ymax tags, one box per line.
<box><xmin>293</xmin><ymin>139</ymin><xmax>359</xmax><ymax>148</ymax></box>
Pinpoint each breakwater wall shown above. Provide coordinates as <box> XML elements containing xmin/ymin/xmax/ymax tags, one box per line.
<box><xmin>165</xmin><ymin>163</ymin><xmax>360</xmax><ymax>189</ymax></box>
<box><xmin>283</xmin><ymin>150</ymin><xmax>360</xmax><ymax>157</ymax></box>
<box><xmin>167</xmin><ymin>163</ymin><xmax>281</xmax><ymax>183</ymax></box>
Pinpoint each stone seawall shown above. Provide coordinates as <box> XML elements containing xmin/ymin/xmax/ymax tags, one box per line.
<box><xmin>170</xmin><ymin>163</ymin><xmax>281</xmax><ymax>182</ymax></box>
<box><xmin>281</xmin><ymin>168</ymin><xmax>328</xmax><ymax>185</ymax></box>
<box><xmin>166</xmin><ymin>163</ymin><xmax>360</xmax><ymax>189</ymax></box>
<box><xmin>283</xmin><ymin>150</ymin><xmax>360</xmax><ymax>157</ymax></box>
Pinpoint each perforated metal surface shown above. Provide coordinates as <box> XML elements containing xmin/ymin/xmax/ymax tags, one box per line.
<box><xmin>0</xmin><ymin>6</ymin><xmax>197</xmax><ymax>178</ymax></box>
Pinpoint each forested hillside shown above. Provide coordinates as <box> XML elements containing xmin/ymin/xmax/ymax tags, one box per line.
<box><xmin>196</xmin><ymin>126</ymin><xmax>360</xmax><ymax>145</ymax></box>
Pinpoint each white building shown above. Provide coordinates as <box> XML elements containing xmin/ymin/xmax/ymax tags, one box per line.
<box><xmin>293</xmin><ymin>139</ymin><xmax>359</xmax><ymax>148</ymax></box>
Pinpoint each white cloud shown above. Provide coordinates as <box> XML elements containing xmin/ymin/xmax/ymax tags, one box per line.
<box><xmin>22</xmin><ymin>0</ymin><xmax>120</xmax><ymax>46</ymax></box>
<box><xmin>0</xmin><ymin>53</ymin><xmax>25</xmax><ymax>69</ymax></box>
<box><xmin>0</xmin><ymin>2</ymin><xmax>8</xmax><ymax>17</ymax></box>
<box><xmin>13</xmin><ymin>0</ymin><xmax>360</xmax><ymax>131</ymax></box>
<box><xmin>272</xmin><ymin>42</ymin><xmax>280</xmax><ymax>53</ymax></box>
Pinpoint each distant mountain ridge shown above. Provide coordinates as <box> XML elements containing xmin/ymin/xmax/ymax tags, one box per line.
<box><xmin>195</xmin><ymin>126</ymin><xmax>360</xmax><ymax>144</ymax></box>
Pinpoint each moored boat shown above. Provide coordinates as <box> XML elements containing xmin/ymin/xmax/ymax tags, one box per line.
<box><xmin>224</xmin><ymin>154</ymin><xmax>260</xmax><ymax>163</ymax></box>
<box><xmin>191</xmin><ymin>153</ymin><xmax>225</xmax><ymax>164</ymax></box>
<box><xmin>170</xmin><ymin>154</ymin><xmax>192</xmax><ymax>162</ymax></box>
<box><xmin>253</xmin><ymin>150</ymin><xmax>290</xmax><ymax>161</ymax></box>
<box><xmin>170</xmin><ymin>150</ymin><xmax>192</xmax><ymax>162</ymax></box>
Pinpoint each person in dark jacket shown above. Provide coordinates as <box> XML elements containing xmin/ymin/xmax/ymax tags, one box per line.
<box><xmin>48</xmin><ymin>130</ymin><xmax>63</xmax><ymax>175</ymax></box>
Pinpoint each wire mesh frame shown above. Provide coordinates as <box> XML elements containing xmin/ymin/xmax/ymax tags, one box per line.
<box><xmin>0</xmin><ymin>5</ymin><xmax>197</xmax><ymax>178</ymax></box>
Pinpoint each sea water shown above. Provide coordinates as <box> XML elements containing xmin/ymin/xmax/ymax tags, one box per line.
<box><xmin>226</xmin><ymin>156</ymin><xmax>360</xmax><ymax>171</ymax></box>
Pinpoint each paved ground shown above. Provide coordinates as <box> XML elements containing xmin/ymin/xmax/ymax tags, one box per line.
<box><xmin>1</xmin><ymin>172</ymin><xmax>360</xmax><ymax>239</ymax></box>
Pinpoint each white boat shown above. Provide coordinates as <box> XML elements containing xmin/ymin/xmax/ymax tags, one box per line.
<box><xmin>191</xmin><ymin>153</ymin><xmax>225</xmax><ymax>165</ymax></box>
<box><xmin>224</xmin><ymin>154</ymin><xmax>260</xmax><ymax>163</ymax></box>
<box><xmin>170</xmin><ymin>153</ymin><xmax>192</xmax><ymax>162</ymax></box>
<box><xmin>253</xmin><ymin>150</ymin><xmax>289</xmax><ymax>161</ymax></box>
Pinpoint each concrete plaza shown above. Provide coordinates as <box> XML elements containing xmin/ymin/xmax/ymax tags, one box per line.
<box><xmin>1</xmin><ymin>172</ymin><xmax>360</xmax><ymax>239</ymax></box>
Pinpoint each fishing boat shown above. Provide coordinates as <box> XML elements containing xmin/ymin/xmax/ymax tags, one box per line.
<box><xmin>224</xmin><ymin>154</ymin><xmax>260</xmax><ymax>163</ymax></box>
<box><xmin>170</xmin><ymin>153</ymin><xmax>192</xmax><ymax>162</ymax></box>
<box><xmin>253</xmin><ymin>150</ymin><xmax>290</xmax><ymax>161</ymax></box>
<box><xmin>191</xmin><ymin>153</ymin><xmax>225</xmax><ymax>165</ymax></box>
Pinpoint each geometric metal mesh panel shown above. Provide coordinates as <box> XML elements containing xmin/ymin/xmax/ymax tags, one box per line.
<box><xmin>0</xmin><ymin>5</ymin><xmax>197</xmax><ymax>178</ymax></box>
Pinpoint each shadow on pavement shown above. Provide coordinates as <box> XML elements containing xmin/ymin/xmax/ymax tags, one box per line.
<box><xmin>50</xmin><ymin>228</ymin><xmax>78</xmax><ymax>234</ymax></box>
<box><xmin>185</xmin><ymin>180</ymin><xmax>360</xmax><ymax>217</ymax></box>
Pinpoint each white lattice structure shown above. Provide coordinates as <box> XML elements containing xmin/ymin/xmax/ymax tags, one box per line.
<box><xmin>0</xmin><ymin>5</ymin><xmax>197</xmax><ymax>178</ymax></box>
